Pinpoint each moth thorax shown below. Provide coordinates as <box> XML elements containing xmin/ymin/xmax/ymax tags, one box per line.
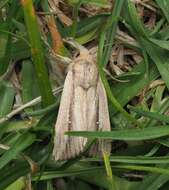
<box><xmin>73</xmin><ymin>60</ymin><xmax>98</xmax><ymax>89</ymax></box>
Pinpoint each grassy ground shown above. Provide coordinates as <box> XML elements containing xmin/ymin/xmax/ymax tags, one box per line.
<box><xmin>1</xmin><ymin>0</ymin><xmax>169</xmax><ymax>189</ymax></box>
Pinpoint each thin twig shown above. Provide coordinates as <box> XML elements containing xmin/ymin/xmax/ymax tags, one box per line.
<box><xmin>0</xmin><ymin>86</ymin><xmax>63</xmax><ymax>125</ymax></box>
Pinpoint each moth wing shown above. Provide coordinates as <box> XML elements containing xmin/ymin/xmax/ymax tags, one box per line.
<box><xmin>90</xmin><ymin>78</ymin><xmax>111</xmax><ymax>156</ymax></box>
<box><xmin>53</xmin><ymin>70</ymin><xmax>74</xmax><ymax>160</ymax></box>
<box><xmin>98</xmin><ymin>78</ymin><xmax>111</xmax><ymax>154</ymax></box>
<box><xmin>71</xmin><ymin>86</ymin><xmax>88</xmax><ymax>156</ymax></box>
<box><xmin>86</xmin><ymin>86</ymin><xmax>98</xmax><ymax>132</ymax></box>
<box><xmin>98</xmin><ymin>78</ymin><xmax>111</xmax><ymax>131</ymax></box>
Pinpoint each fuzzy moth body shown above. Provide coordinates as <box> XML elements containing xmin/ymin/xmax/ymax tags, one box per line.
<box><xmin>53</xmin><ymin>51</ymin><xmax>111</xmax><ymax>160</ymax></box>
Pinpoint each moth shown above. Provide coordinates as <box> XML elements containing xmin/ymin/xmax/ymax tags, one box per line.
<box><xmin>53</xmin><ymin>48</ymin><xmax>111</xmax><ymax>160</ymax></box>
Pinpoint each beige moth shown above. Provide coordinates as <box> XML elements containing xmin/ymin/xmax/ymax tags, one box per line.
<box><xmin>53</xmin><ymin>47</ymin><xmax>111</xmax><ymax>160</ymax></box>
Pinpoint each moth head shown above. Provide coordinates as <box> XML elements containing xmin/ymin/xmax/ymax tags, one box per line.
<box><xmin>72</xmin><ymin>59</ymin><xmax>98</xmax><ymax>89</ymax></box>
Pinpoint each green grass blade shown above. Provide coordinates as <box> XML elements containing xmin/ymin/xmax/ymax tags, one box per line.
<box><xmin>66</xmin><ymin>126</ymin><xmax>169</xmax><ymax>140</ymax></box>
<box><xmin>133</xmin><ymin>171</ymin><xmax>169</xmax><ymax>190</ymax></box>
<box><xmin>155</xmin><ymin>0</ymin><xmax>169</xmax><ymax>23</ymax></box>
<box><xmin>140</xmin><ymin>38</ymin><xmax>169</xmax><ymax>90</ymax></box>
<box><xmin>98</xmin><ymin>33</ymin><xmax>137</xmax><ymax>124</ymax></box>
<box><xmin>66</xmin><ymin>13</ymin><xmax>109</xmax><ymax>38</ymax></box>
<box><xmin>102</xmin><ymin>0</ymin><xmax>125</xmax><ymax>66</ymax></box>
<box><xmin>0</xmin><ymin>133</ymin><xmax>21</xmax><ymax>155</ymax></box>
<box><xmin>82</xmin><ymin>0</ymin><xmax>110</xmax><ymax>8</ymax></box>
<box><xmin>113</xmin><ymin>164</ymin><xmax>169</xmax><ymax>176</ymax></box>
<box><xmin>0</xmin><ymin>132</ymin><xmax>36</xmax><ymax>170</ymax></box>
<box><xmin>111</xmin><ymin>61</ymin><xmax>159</xmax><ymax>113</ymax></box>
<box><xmin>0</xmin><ymin>162</ymin><xmax>30</xmax><ymax>190</ymax></box>
<box><xmin>0</xmin><ymin>24</ymin><xmax>11</xmax><ymax>75</ymax></box>
<box><xmin>85</xmin><ymin>155</ymin><xmax>169</xmax><ymax>164</ymax></box>
<box><xmin>103</xmin><ymin>152</ymin><xmax>117</xmax><ymax>190</ymax></box>
<box><xmin>127</xmin><ymin>0</ymin><xmax>148</xmax><ymax>38</ymax></box>
<box><xmin>4</xmin><ymin>178</ymin><xmax>26</xmax><ymax>190</ymax></box>
<box><xmin>0</xmin><ymin>82</ymin><xmax>15</xmax><ymax>117</ymax></box>
<box><xmin>33</xmin><ymin>166</ymin><xmax>104</xmax><ymax>180</ymax></box>
<box><xmin>21</xmin><ymin>0</ymin><xmax>54</xmax><ymax>106</ymax></box>
<box><xmin>128</xmin><ymin>106</ymin><xmax>169</xmax><ymax>123</ymax></box>
<box><xmin>21</xmin><ymin>60</ymin><xmax>40</xmax><ymax>112</ymax></box>
<box><xmin>126</xmin><ymin>1</ymin><xmax>169</xmax><ymax>91</ymax></box>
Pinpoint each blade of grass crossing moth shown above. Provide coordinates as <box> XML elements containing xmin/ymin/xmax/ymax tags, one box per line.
<box><xmin>103</xmin><ymin>152</ymin><xmax>118</xmax><ymax>190</ymax></box>
<box><xmin>98</xmin><ymin>67</ymin><xmax>138</xmax><ymax>124</ymax></box>
<box><xmin>21</xmin><ymin>0</ymin><xmax>54</xmax><ymax>107</ymax></box>
<box><xmin>102</xmin><ymin>0</ymin><xmax>125</xmax><ymax>66</ymax></box>
<box><xmin>98</xmin><ymin>33</ymin><xmax>138</xmax><ymax>124</ymax></box>
<box><xmin>66</xmin><ymin>125</ymin><xmax>169</xmax><ymax>140</ymax></box>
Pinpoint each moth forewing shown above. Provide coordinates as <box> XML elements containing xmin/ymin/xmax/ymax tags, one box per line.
<box><xmin>98</xmin><ymin>78</ymin><xmax>111</xmax><ymax>132</ymax></box>
<box><xmin>52</xmin><ymin>71</ymin><xmax>74</xmax><ymax>160</ymax></box>
<box><xmin>97</xmin><ymin>78</ymin><xmax>111</xmax><ymax>154</ymax></box>
<box><xmin>72</xmin><ymin>86</ymin><xmax>88</xmax><ymax>154</ymax></box>
<box><xmin>88</xmin><ymin>78</ymin><xmax>111</xmax><ymax>156</ymax></box>
<box><xmin>53</xmin><ymin>51</ymin><xmax>111</xmax><ymax>160</ymax></box>
<box><xmin>86</xmin><ymin>86</ymin><xmax>98</xmax><ymax>132</ymax></box>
